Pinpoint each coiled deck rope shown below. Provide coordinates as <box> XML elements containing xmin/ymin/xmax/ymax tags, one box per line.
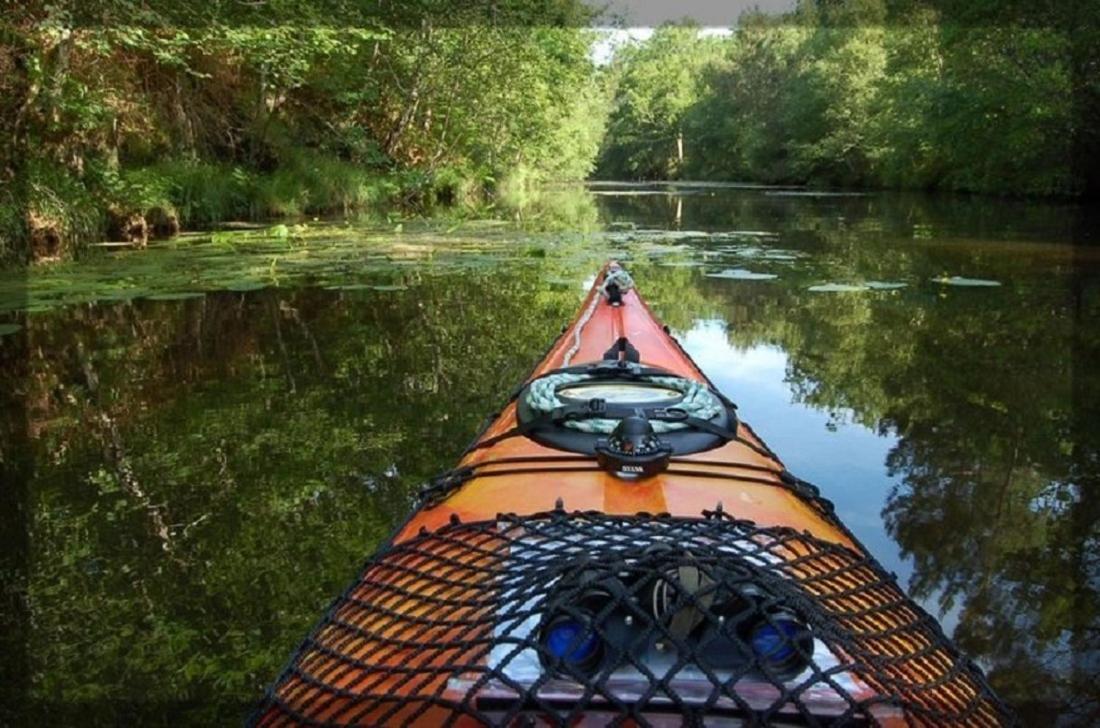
<box><xmin>562</xmin><ymin>268</ymin><xmax>635</xmax><ymax>367</ymax></box>
<box><xmin>525</xmin><ymin>373</ymin><xmax>723</xmax><ymax>434</ymax></box>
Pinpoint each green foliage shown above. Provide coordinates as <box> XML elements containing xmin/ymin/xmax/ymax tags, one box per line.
<box><xmin>537</xmin><ymin>52</ymin><xmax>611</xmax><ymax>182</ymax></box>
<box><xmin>0</xmin><ymin>193</ymin><xmax>25</xmax><ymax>264</ymax></box>
<box><xmin>598</xmin><ymin>25</ymin><xmax>725</xmax><ymax>180</ymax></box>
<box><xmin>600</xmin><ymin>1</ymin><xmax>1091</xmax><ymax>197</ymax></box>
<box><xmin>928</xmin><ymin>26</ymin><xmax>1074</xmax><ymax>195</ymax></box>
<box><xmin>782</xmin><ymin>22</ymin><xmax>888</xmax><ymax>185</ymax></box>
<box><xmin>1</xmin><ymin>3</ymin><xmax>607</xmax><ymax>261</ymax></box>
<box><xmin>683</xmin><ymin>18</ymin><xmax>810</xmax><ymax>183</ymax></box>
<box><xmin>125</xmin><ymin>161</ymin><xmax>255</xmax><ymax>225</ymax></box>
<box><xmin>24</xmin><ymin>160</ymin><xmax>105</xmax><ymax>256</ymax></box>
<box><xmin>252</xmin><ymin>150</ymin><xmax>380</xmax><ymax>218</ymax></box>
<box><xmin>114</xmin><ymin>155</ymin><xmax>452</xmax><ymax>226</ymax></box>
<box><xmin>496</xmin><ymin>182</ymin><xmax>602</xmax><ymax>232</ymax></box>
<box><xmin>11</xmin><ymin>252</ymin><xmax>594</xmax><ymax>721</ymax></box>
<box><xmin>357</xmin><ymin>26</ymin><xmax>604</xmax><ymax>186</ymax></box>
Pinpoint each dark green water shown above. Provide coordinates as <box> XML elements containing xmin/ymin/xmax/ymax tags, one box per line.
<box><xmin>2</xmin><ymin>184</ymin><xmax>1098</xmax><ymax>725</ymax></box>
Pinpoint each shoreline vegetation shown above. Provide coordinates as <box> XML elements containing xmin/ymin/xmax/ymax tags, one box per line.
<box><xmin>0</xmin><ymin>1</ymin><xmax>606</xmax><ymax>264</ymax></box>
<box><xmin>2</xmin><ymin>1</ymin><xmax>1098</xmax><ymax>265</ymax></box>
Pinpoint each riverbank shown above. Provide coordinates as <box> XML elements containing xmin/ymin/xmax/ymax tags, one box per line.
<box><xmin>1</xmin><ymin>155</ymin><xmax>489</xmax><ymax>265</ymax></box>
<box><xmin>0</xmin><ymin>18</ymin><xmax>606</xmax><ymax>266</ymax></box>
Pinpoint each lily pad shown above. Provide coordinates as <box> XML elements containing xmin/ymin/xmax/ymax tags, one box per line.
<box><xmin>865</xmin><ymin>281</ymin><xmax>907</xmax><ymax>290</ymax></box>
<box><xmin>808</xmin><ymin>283</ymin><xmax>868</xmax><ymax>293</ymax></box>
<box><xmin>934</xmin><ymin>276</ymin><xmax>1001</xmax><ymax>287</ymax></box>
<box><xmin>0</xmin><ymin>323</ymin><xmax>22</xmax><ymax>337</ymax></box>
<box><xmin>144</xmin><ymin>292</ymin><xmax>206</xmax><ymax>301</ymax></box>
<box><xmin>732</xmin><ymin>247</ymin><xmax>801</xmax><ymax>261</ymax></box>
<box><xmin>706</xmin><ymin>268</ymin><xmax>778</xmax><ymax>281</ymax></box>
<box><xmin>721</xmin><ymin>230</ymin><xmax>779</xmax><ymax>238</ymax></box>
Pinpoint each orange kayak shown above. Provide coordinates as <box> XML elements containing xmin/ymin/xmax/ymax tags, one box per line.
<box><xmin>253</xmin><ymin>263</ymin><xmax>1010</xmax><ymax>727</ymax></box>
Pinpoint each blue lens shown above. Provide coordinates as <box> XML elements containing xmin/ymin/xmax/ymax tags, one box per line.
<box><xmin>750</xmin><ymin>619</ymin><xmax>803</xmax><ymax>664</ymax></box>
<box><xmin>545</xmin><ymin>618</ymin><xmax>598</xmax><ymax>664</ymax></box>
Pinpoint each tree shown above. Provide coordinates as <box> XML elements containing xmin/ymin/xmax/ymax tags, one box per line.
<box><xmin>597</xmin><ymin>24</ymin><xmax>725</xmax><ymax>180</ymax></box>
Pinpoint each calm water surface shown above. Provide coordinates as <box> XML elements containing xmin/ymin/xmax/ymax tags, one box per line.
<box><xmin>2</xmin><ymin>184</ymin><xmax>1098</xmax><ymax>725</ymax></box>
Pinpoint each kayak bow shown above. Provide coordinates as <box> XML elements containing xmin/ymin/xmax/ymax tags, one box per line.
<box><xmin>254</xmin><ymin>263</ymin><xmax>1010</xmax><ymax>727</ymax></box>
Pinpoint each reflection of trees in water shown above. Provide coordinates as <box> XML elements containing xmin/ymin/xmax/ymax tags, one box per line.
<box><xmin>615</xmin><ymin>191</ymin><xmax>1099</xmax><ymax>720</ymax></box>
<box><xmin>883</xmin><ymin>429</ymin><xmax>1099</xmax><ymax>723</ymax></box>
<box><xmin>591</xmin><ymin>186</ymin><xmax>1100</xmax><ymax>721</ymax></box>
<box><xmin>0</xmin><ymin>330</ymin><xmax>32</xmax><ymax>723</ymax></box>
<box><xmin>9</xmin><ymin>264</ymin><xmax>582</xmax><ymax>722</ymax></box>
<box><xmin>874</xmin><ymin>246</ymin><xmax>1100</xmax><ymax>724</ymax></box>
<box><xmin>647</xmin><ymin>190</ymin><xmax>1099</xmax><ymax>723</ymax></box>
<box><xmin>595</xmin><ymin>186</ymin><xmax>1085</xmax><ymax>244</ymax></box>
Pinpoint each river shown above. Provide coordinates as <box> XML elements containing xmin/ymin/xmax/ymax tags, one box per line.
<box><xmin>1</xmin><ymin>183</ymin><xmax>1097</xmax><ymax>724</ymax></box>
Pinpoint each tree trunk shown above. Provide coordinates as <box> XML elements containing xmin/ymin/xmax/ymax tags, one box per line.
<box><xmin>383</xmin><ymin>21</ymin><xmax>433</xmax><ymax>158</ymax></box>
<box><xmin>173</xmin><ymin>70</ymin><xmax>196</xmax><ymax>153</ymax></box>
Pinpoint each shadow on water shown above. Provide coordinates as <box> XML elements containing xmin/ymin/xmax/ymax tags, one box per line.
<box><xmin>1</xmin><ymin>184</ymin><xmax>1098</xmax><ymax>724</ymax></box>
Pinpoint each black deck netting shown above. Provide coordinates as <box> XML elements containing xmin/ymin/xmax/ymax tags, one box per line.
<box><xmin>253</xmin><ymin>510</ymin><xmax>1011</xmax><ymax>727</ymax></box>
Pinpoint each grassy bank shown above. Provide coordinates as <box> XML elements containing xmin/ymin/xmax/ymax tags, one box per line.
<box><xmin>1</xmin><ymin>154</ymin><xmax>489</xmax><ymax>265</ymax></box>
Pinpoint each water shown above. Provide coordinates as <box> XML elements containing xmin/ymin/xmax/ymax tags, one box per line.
<box><xmin>1</xmin><ymin>184</ymin><xmax>1097</xmax><ymax>724</ymax></box>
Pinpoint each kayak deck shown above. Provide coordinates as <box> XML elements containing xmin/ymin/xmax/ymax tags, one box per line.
<box><xmin>253</xmin><ymin>264</ymin><xmax>1010</xmax><ymax>727</ymax></box>
<box><xmin>398</xmin><ymin>267</ymin><xmax>843</xmax><ymax>546</ymax></box>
